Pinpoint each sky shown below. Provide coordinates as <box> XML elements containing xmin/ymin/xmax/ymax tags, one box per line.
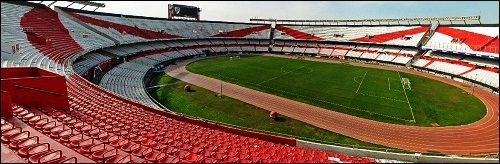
<box><xmin>43</xmin><ymin>1</ymin><xmax>499</xmax><ymax>24</ymax></box>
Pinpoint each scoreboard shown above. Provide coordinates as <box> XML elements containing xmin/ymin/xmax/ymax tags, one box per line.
<box><xmin>168</xmin><ymin>4</ymin><xmax>201</xmax><ymax>21</ymax></box>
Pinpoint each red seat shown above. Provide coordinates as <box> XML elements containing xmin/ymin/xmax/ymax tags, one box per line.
<box><xmin>100</xmin><ymin>134</ymin><xmax>119</xmax><ymax>143</ymax></box>
<box><xmin>120</xmin><ymin>142</ymin><xmax>139</xmax><ymax>153</ymax></box>
<box><xmin>51</xmin><ymin>157</ymin><xmax>77</xmax><ymax>163</ymax></box>
<box><xmin>202</xmin><ymin>157</ymin><xmax>217</xmax><ymax>163</ymax></box>
<box><xmin>159</xmin><ymin>154</ymin><xmax>180</xmax><ymax>163</ymax></box>
<box><xmin>224</xmin><ymin>156</ymin><xmax>239</xmax><ymax>163</ymax></box>
<box><xmin>2</xmin><ymin>131</ymin><xmax>30</xmax><ymax>143</ymax></box>
<box><xmin>88</xmin><ymin>128</ymin><xmax>103</xmax><ymax>139</ymax></box>
<box><xmin>17</xmin><ymin>143</ymin><xmax>50</xmax><ymax>158</ymax></box>
<box><xmin>1</xmin><ymin>122</ymin><xmax>14</xmax><ymax>132</ymax></box>
<box><xmin>201</xmin><ymin>149</ymin><xmax>215</xmax><ymax>158</ymax></box>
<box><xmin>13</xmin><ymin>107</ymin><xmax>26</xmax><ymax>115</ymax></box>
<box><xmin>92</xmin><ymin>148</ymin><xmax>118</xmax><ymax>161</ymax></box>
<box><xmin>140</xmin><ymin>138</ymin><xmax>157</xmax><ymax>147</ymax></box>
<box><xmin>33</xmin><ymin>118</ymin><xmax>49</xmax><ymax>129</ymax></box>
<box><xmin>212</xmin><ymin>153</ymin><xmax>227</xmax><ymax>160</ymax></box>
<box><xmin>152</xmin><ymin>142</ymin><xmax>168</xmax><ymax>151</ymax></box>
<box><xmin>185</xmin><ymin>153</ymin><xmax>204</xmax><ymax>163</ymax></box>
<box><xmin>9</xmin><ymin>136</ymin><xmax>39</xmax><ymax>150</ymax></box>
<box><xmin>41</xmin><ymin>121</ymin><xmax>57</xmax><ymax>134</ymax></box>
<box><xmin>72</xmin><ymin>122</ymin><xmax>85</xmax><ymax>131</ymax></box>
<box><xmin>162</xmin><ymin>146</ymin><xmax>179</xmax><ymax>155</ymax></box>
<box><xmin>15</xmin><ymin>109</ymin><xmax>29</xmax><ymax>117</ymax></box>
<box><xmin>49</xmin><ymin>125</ymin><xmax>66</xmax><ymax>138</ymax></box>
<box><xmin>226</xmin><ymin>150</ymin><xmax>238</xmax><ymax>157</ymax></box>
<box><xmin>61</xmin><ymin>117</ymin><xmax>73</xmax><ymax>124</ymax></box>
<box><xmin>175</xmin><ymin>150</ymin><xmax>191</xmax><ymax>159</ymax></box>
<box><xmin>29</xmin><ymin>150</ymin><xmax>64</xmax><ymax>163</ymax></box>
<box><xmin>144</xmin><ymin>151</ymin><xmax>166</xmax><ymax>162</ymax></box>
<box><xmin>62</xmin><ymin>133</ymin><xmax>82</xmax><ymax>144</ymax></box>
<box><xmin>78</xmin><ymin>138</ymin><xmax>97</xmax><ymax>154</ymax></box>
<box><xmin>105</xmin><ymin>154</ymin><xmax>132</xmax><ymax>163</ymax></box>
<box><xmin>68</xmin><ymin>133</ymin><xmax>84</xmax><ymax>148</ymax></box>
<box><xmin>132</xmin><ymin>146</ymin><xmax>153</xmax><ymax>157</ymax></box>
<box><xmin>26</xmin><ymin>115</ymin><xmax>41</xmax><ymax>125</ymax></box>
<box><xmin>111</xmin><ymin>137</ymin><xmax>129</xmax><ymax>148</ymax></box>
<box><xmin>1</xmin><ymin>127</ymin><xmax>22</xmax><ymax>143</ymax></box>
<box><xmin>55</xmin><ymin>129</ymin><xmax>73</xmax><ymax>141</ymax></box>
<box><xmin>80</xmin><ymin>124</ymin><xmax>93</xmax><ymax>133</ymax></box>
<box><xmin>21</xmin><ymin>112</ymin><xmax>36</xmax><ymax>122</ymax></box>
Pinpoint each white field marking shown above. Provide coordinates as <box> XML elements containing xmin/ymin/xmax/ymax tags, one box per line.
<box><xmin>357</xmin><ymin>92</ymin><xmax>407</xmax><ymax>103</ymax></box>
<box><xmin>206</xmin><ymin>73</ymin><xmax>413</xmax><ymax>122</ymax></box>
<box><xmin>398</xmin><ymin>71</ymin><xmax>416</xmax><ymax>123</ymax></box>
<box><xmin>388</xmin><ymin>78</ymin><xmax>404</xmax><ymax>93</ymax></box>
<box><xmin>353</xmin><ymin>77</ymin><xmax>360</xmax><ymax>84</ymax></box>
<box><xmin>388</xmin><ymin>78</ymin><xmax>391</xmax><ymax>90</ymax></box>
<box><xmin>258</xmin><ymin>63</ymin><xmax>312</xmax><ymax>85</ymax></box>
<box><xmin>355</xmin><ymin>71</ymin><xmax>368</xmax><ymax>94</ymax></box>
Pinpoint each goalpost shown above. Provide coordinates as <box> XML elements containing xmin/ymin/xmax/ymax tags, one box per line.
<box><xmin>401</xmin><ymin>78</ymin><xmax>411</xmax><ymax>90</ymax></box>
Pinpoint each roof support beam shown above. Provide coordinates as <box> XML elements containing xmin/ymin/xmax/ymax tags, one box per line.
<box><xmin>47</xmin><ymin>1</ymin><xmax>57</xmax><ymax>7</ymax></box>
<box><xmin>251</xmin><ymin>15</ymin><xmax>480</xmax><ymax>26</ymax></box>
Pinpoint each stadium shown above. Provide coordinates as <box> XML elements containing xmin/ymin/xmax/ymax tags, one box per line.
<box><xmin>1</xmin><ymin>1</ymin><xmax>499</xmax><ymax>163</ymax></box>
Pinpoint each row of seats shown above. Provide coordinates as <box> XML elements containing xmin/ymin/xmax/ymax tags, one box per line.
<box><xmin>274</xmin><ymin>25</ymin><xmax>429</xmax><ymax>47</ymax></box>
<box><xmin>2</xmin><ymin>110</ymin><xmax>78</xmax><ymax>163</ymax></box>
<box><xmin>423</xmin><ymin>26</ymin><xmax>499</xmax><ymax>57</ymax></box>
<box><xmin>58</xmin><ymin>13</ymin><xmax>115</xmax><ymax>53</ymax></box>
<box><xmin>412</xmin><ymin>50</ymin><xmax>499</xmax><ymax>88</ymax></box>
<box><xmin>272</xmin><ymin>40</ymin><xmax>418</xmax><ymax>64</ymax></box>
<box><xmin>72</xmin><ymin>52</ymin><xmax>112</xmax><ymax>75</ymax></box>
<box><xmin>65</xmin><ymin>11</ymin><xmax>271</xmax><ymax>44</ymax></box>
<box><xmin>95</xmin><ymin>40</ymin><xmax>271</xmax><ymax>108</ymax></box>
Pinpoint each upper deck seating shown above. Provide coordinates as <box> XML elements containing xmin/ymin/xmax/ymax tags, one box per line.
<box><xmin>423</xmin><ymin>25</ymin><xmax>499</xmax><ymax>58</ymax></box>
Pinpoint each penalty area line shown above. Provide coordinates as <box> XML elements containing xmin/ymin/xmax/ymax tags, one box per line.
<box><xmin>398</xmin><ymin>71</ymin><xmax>416</xmax><ymax>123</ymax></box>
<box><xmin>355</xmin><ymin>71</ymin><xmax>367</xmax><ymax>94</ymax></box>
<box><xmin>388</xmin><ymin>78</ymin><xmax>391</xmax><ymax>91</ymax></box>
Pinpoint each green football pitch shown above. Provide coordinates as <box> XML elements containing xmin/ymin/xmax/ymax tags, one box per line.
<box><xmin>186</xmin><ymin>55</ymin><xmax>486</xmax><ymax>126</ymax></box>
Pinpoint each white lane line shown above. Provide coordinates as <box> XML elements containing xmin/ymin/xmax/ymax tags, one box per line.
<box><xmin>357</xmin><ymin>92</ymin><xmax>407</xmax><ymax>103</ymax></box>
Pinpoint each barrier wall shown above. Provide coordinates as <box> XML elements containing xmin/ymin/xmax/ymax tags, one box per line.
<box><xmin>1</xmin><ymin>91</ymin><xmax>13</xmax><ymax>117</ymax></box>
<box><xmin>297</xmin><ymin>140</ymin><xmax>499</xmax><ymax>163</ymax></box>
<box><xmin>1</xmin><ymin>67</ymin><xmax>70</xmax><ymax>111</ymax></box>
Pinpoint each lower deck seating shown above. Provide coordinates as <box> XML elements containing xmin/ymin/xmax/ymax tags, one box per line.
<box><xmin>97</xmin><ymin>40</ymin><xmax>271</xmax><ymax>109</ymax></box>
<box><xmin>426</xmin><ymin>61</ymin><xmax>472</xmax><ymax>75</ymax></box>
<box><xmin>462</xmin><ymin>69</ymin><xmax>499</xmax><ymax>88</ymax></box>
<box><xmin>72</xmin><ymin>52</ymin><xmax>112</xmax><ymax>75</ymax></box>
<box><xmin>271</xmin><ymin>40</ymin><xmax>418</xmax><ymax>64</ymax></box>
<box><xmin>412</xmin><ymin>50</ymin><xmax>499</xmax><ymax>89</ymax></box>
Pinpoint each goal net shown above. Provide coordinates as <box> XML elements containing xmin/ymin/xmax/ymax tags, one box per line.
<box><xmin>401</xmin><ymin>78</ymin><xmax>411</xmax><ymax>90</ymax></box>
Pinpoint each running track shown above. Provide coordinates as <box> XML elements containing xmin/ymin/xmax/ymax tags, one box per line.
<box><xmin>165</xmin><ymin>56</ymin><xmax>499</xmax><ymax>155</ymax></box>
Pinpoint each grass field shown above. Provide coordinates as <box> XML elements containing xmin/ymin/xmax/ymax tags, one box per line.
<box><xmin>150</xmin><ymin>73</ymin><xmax>404</xmax><ymax>152</ymax></box>
<box><xmin>186</xmin><ymin>55</ymin><xmax>486</xmax><ymax>126</ymax></box>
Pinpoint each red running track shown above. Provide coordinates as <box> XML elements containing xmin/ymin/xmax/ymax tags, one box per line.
<box><xmin>165</xmin><ymin>56</ymin><xmax>499</xmax><ymax>155</ymax></box>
